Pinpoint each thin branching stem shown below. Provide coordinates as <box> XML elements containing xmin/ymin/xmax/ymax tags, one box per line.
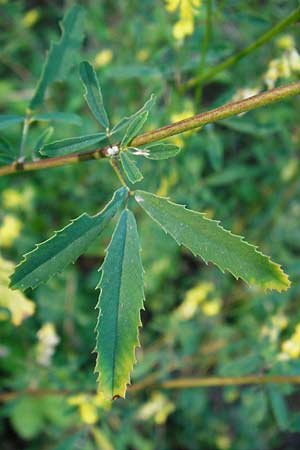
<box><xmin>0</xmin><ymin>81</ymin><xmax>300</xmax><ymax>177</ymax></box>
<box><xmin>184</xmin><ymin>6</ymin><xmax>300</xmax><ymax>89</ymax></box>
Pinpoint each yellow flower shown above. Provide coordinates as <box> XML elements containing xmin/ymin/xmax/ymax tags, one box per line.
<box><xmin>202</xmin><ymin>297</ymin><xmax>222</xmax><ymax>316</ymax></box>
<box><xmin>2</xmin><ymin>189</ymin><xmax>24</xmax><ymax>208</ymax></box>
<box><xmin>68</xmin><ymin>392</ymin><xmax>110</xmax><ymax>424</ymax></box>
<box><xmin>216</xmin><ymin>435</ymin><xmax>231</xmax><ymax>450</ymax></box>
<box><xmin>137</xmin><ymin>48</ymin><xmax>150</xmax><ymax>62</ymax></box>
<box><xmin>281</xmin><ymin>324</ymin><xmax>300</xmax><ymax>359</ymax></box>
<box><xmin>0</xmin><ymin>257</ymin><xmax>35</xmax><ymax>326</ymax></box>
<box><xmin>0</xmin><ymin>215</ymin><xmax>22</xmax><ymax>247</ymax></box>
<box><xmin>276</xmin><ymin>34</ymin><xmax>295</xmax><ymax>50</ymax></box>
<box><xmin>22</xmin><ymin>9</ymin><xmax>39</xmax><ymax>28</ymax></box>
<box><xmin>94</xmin><ymin>49</ymin><xmax>113</xmax><ymax>68</ymax></box>
<box><xmin>176</xmin><ymin>282</ymin><xmax>214</xmax><ymax>319</ymax></box>
<box><xmin>137</xmin><ymin>391</ymin><xmax>175</xmax><ymax>424</ymax></box>
<box><xmin>165</xmin><ymin>0</ymin><xmax>202</xmax><ymax>40</ymax></box>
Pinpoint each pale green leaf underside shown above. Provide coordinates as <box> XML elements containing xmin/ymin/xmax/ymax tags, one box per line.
<box><xmin>41</xmin><ymin>132</ymin><xmax>107</xmax><ymax>156</ymax></box>
<box><xmin>95</xmin><ymin>209</ymin><xmax>144</xmax><ymax>399</ymax></box>
<box><xmin>121</xmin><ymin>111</ymin><xmax>148</xmax><ymax>147</ymax></box>
<box><xmin>112</xmin><ymin>94</ymin><xmax>155</xmax><ymax>135</ymax></box>
<box><xmin>0</xmin><ymin>114</ymin><xmax>24</xmax><ymax>129</ymax></box>
<box><xmin>31</xmin><ymin>112</ymin><xmax>82</xmax><ymax>126</ymax></box>
<box><xmin>120</xmin><ymin>152</ymin><xmax>143</xmax><ymax>184</ymax></box>
<box><xmin>30</xmin><ymin>5</ymin><xmax>85</xmax><ymax>110</ymax></box>
<box><xmin>79</xmin><ymin>61</ymin><xmax>110</xmax><ymax>129</ymax></box>
<box><xmin>10</xmin><ymin>187</ymin><xmax>128</xmax><ymax>291</ymax></box>
<box><xmin>144</xmin><ymin>142</ymin><xmax>181</xmax><ymax>160</ymax></box>
<box><xmin>135</xmin><ymin>191</ymin><xmax>290</xmax><ymax>291</ymax></box>
<box><xmin>33</xmin><ymin>127</ymin><xmax>54</xmax><ymax>156</ymax></box>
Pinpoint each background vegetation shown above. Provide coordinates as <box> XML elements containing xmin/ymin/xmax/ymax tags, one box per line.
<box><xmin>1</xmin><ymin>1</ymin><xmax>300</xmax><ymax>449</ymax></box>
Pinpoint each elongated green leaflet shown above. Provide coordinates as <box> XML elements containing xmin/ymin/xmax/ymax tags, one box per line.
<box><xmin>79</xmin><ymin>61</ymin><xmax>110</xmax><ymax>129</ymax></box>
<box><xmin>135</xmin><ymin>191</ymin><xmax>290</xmax><ymax>291</ymax></box>
<box><xmin>121</xmin><ymin>111</ymin><xmax>148</xmax><ymax>147</ymax></box>
<box><xmin>31</xmin><ymin>112</ymin><xmax>82</xmax><ymax>126</ymax></box>
<box><xmin>0</xmin><ymin>137</ymin><xmax>16</xmax><ymax>165</ymax></box>
<box><xmin>95</xmin><ymin>209</ymin><xmax>144</xmax><ymax>399</ymax></box>
<box><xmin>112</xmin><ymin>94</ymin><xmax>155</xmax><ymax>134</ymax></box>
<box><xmin>10</xmin><ymin>187</ymin><xmax>128</xmax><ymax>291</ymax></box>
<box><xmin>30</xmin><ymin>5</ymin><xmax>85</xmax><ymax>110</ymax></box>
<box><xmin>144</xmin><ymin>142</ymin><xmax>181</xmax><ymax>160</ymax></box>
<box><xmin>0</xmin><ymin>114</ymin><xmax>24</xmax><ymax>129</ymax></box>
<box><xmin>33</xmin><ymin>127</ymin><xmax>54</xmax><ymax>157</ymax></box>
<box><xmin>41</xmin><ymin>132</ymin><xmax>107</xmax><ymax>156</ymax></box>
<box><xmin>120</xmin><ymin>152</ymin><xmax>143</xmax><ymax>184</ymax></box>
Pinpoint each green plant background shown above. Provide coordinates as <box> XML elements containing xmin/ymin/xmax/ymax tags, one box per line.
<box><xmin>1</xmin><ymin>1</ymin><xmax>300</xmax><ymax>449</ymax></box>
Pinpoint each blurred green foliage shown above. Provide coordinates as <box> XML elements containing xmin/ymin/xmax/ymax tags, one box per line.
<box><xmin>1</xmin><ymin>1</ymin><xmax>300</xmax><ymax>449</ymax></box>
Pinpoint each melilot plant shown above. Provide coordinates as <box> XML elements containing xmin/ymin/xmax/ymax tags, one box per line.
<box><xmin>1</xmin><ymin>5</ymin><xmax>298</xmax><ymax>401</ymax></box>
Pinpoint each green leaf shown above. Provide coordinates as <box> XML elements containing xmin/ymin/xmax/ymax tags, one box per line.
<box><xmin>112</xmin><ymin>94</ymin><xmax>155</xmax><ymax>134</ymax></box>
<box><xmin>95</xmin><ymin>209</ymin><xmax>144</xmax><ymax>399</ymax></box>
<box><xmin>120</xmin><ymin>152</ymin><xmax>143</xmax><ymax>184</ymax></box>
<box><xmin>10</xmin><ymin>396</ymin><xmax>45</xmax><ymax>439</ymax></box>
<box><xmin>10</xmin><ymin>187</ymin><xmax>128</xmax><ymax>291</ymax></box>
<box><xmin>0</xmin><ymin>136</ymin><xmax>16</xmax><ymax>164</ymax></box>
<box><xmin>135</xmin><ymin>142</ymin><xmax>180</xmax><ymax>160</ymax></box>
<box><xmin>121</xmin><ymin>111</ymin><xmax>148</xmax><ymax>147</ymax></box>
<box><xmin>79</xmin><ymin>61</ymin><xmax>110</xmax><ymax>129</ymax></box>
<box><xmin>33</xmin><ymin>126</ymin><xmax>54</xmax><ymax>157</ymax></box>
<box><xmin>0</xmin><ymin>114</ymin><xmax>24</xmax><ymax>129</ymax></box>
<box><xmin>41</xmin><ymin>132</ymin><xmax>107</xmax><ymax>156</ymax></box>
<box><xmin>135</xmin><ymin>191</ymin><xmax>290</xmax><ymax>291</ymax></box>
<box><xmin>31</xmin><ymin>112</ymin><xmax>82</xmax><ymax>126</ymax></box>
<box><xmin>205</xmin><ymin>124</ymin><xmax>223</xmax><ymax>171</ymax></box>
<box><xmin>30</xmin><ymin>5</ymin><xmax>85</xmax><ymax>110</ymax></box>
<box><xmin>50</xmin><ymin>430</ymin><xmax>87</xmax><ymax>450</ymax></box>
<box><xmin>267</xmin><ymin>386</ymin><xmax>289</xmax><ymax>430</ymax></box>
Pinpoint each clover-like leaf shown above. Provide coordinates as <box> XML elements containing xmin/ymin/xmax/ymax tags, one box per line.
<box><xmin>112</xmin><ymin>94</ymin><xmax>155</xmax><ymax>135</ymax></box>
<box><xmin>10</xmin><ymin>187</ymin><xmax>128</xmax><ymax>291</ymax></box>
<box><xmin>0</xmin><ymin>114</ymin><xmax>24</xmax><ymax>130</ymax></box>
<box><xmin>120</xmin><ymin>152</ymin><xmax>143</xmax><ymax>184</ymax></box>
<box><xmin>135</xmin><ymin>190</ymin><xmax>290</xmax><ymax>291</ymax></box>
<box><xmin>121</xmin><ymin>111</ymin><xmax>148</xmax><ymax>147</ymax></box>
<box><xmin>95</xmin><ymin>209</ymin><xmax>144</xmax><ymax>399</ymax></box>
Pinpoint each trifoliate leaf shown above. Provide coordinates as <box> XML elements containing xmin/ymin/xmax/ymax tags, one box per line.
<box><xmin>31</xmin><ymin>112</ymin><xmax>82</xmax><ymax>126</ymax></box>
<box><xmin>135</xmin><ymin>190</ymin><xmax>290</xmax><ymax>291</ymax></box>
<box><xmin>120</xmin><ymin>152</ymin><xmax>143</xmax><ymax>184</ymax></box>
<box><xmin>10</xmin><ymin>187</ymin><xmax>128</xmax><ymax>291</ymax></box>
<box><xmin>121</xmin><ymin>111</ymin><xmax>148</xmax><ymax>147</ymax></box>
<box><xmin>41</xmin><ymin>132</ymin><xmax>107</xmax><ymax>156</ymax></box>
<box><xmin>95</xmin><ymin>209</ymin><xmax>144</xmax><ymax>399</ymax></box>
<box><xmin>112</xmin><ymin>94</ymin><xmax>155</xmax><ymax>134</ymax></box>
<box><xmin>79</xmin><ymin>61</ymin><xmax>110</xmax><ymax>129</ymax></box>
<box><xmin>0</xmin><ymin>114</ymin><xmax>24</xmax><ymax>130</ymax></box>
<box><xmin>30</xmin><ymin>5</ymin><xmax>85</xmax><ymax>110</ymax></box>
<box><xmin>141</xmin><ymin>142</ymin><xmax>181</xmax><ymax>160</ymax></box>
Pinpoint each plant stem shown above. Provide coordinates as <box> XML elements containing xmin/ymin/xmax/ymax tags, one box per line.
<box><xmin>0</xmin><ymin>81</ymin><xmax>300</xmax><ymax>177</ymax></box>
<box><xmin>161</xmin><ymin>375</ymin><xmax>300</xmax><ymax>388</ymax></box>
<box><xmin>110</xmin><ymin>158</ymin><xmax>128</xmax><ymax>187</ymax></box>
<box><xmin>185</xmin><ymin>6</ymin><xmax>300</xmax><ymax>89</ymax></box>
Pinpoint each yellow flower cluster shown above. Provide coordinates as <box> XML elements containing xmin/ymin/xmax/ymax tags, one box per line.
<box><xmin>280</xmin><ymin>324</ymin><xmax>300</xmax><ymax>359</ymax></box>
<box><xmin>0</xmin><ymin>257</ymin><xmax>35</xmax><ymax>326</ymax></box>
<box><xmin>94</xmin><ymin>49</ymin><xmax>113</xmax><ymax>68</ymax></box>
<box><xmin>176</xmin><ymin>281</ymin><xmax>222</xmax><ymax>319</ymax></box>
<box><xmin>68</xmin><ymin>392</ymin><xmax>110</xmax><ymax>424</ymax></box>
<box><xmin>0</xmin><ymin>215</ymin><xmax>22</xmax><ymax>247</ymax></box>
<box><xmin>264</xmin><ymin>35</ymin><xmax>300</xmax><ymax>89</ymax></box>
<box><xmin>165</xmin><ymin>0</ymin><xmax>202</xmax><ymax>40</ymax></box>
<box><xmin>36</xmin><ymin>323</ymin><xmax>60</xmax><ymax>367</ymax></box>
<box><xmin>137</xmin><ymin>391</ymin><xmax>175</xmax><ymax>424</ymax></box>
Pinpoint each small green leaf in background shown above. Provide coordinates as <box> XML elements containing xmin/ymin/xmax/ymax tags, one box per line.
<box><xmin>95</xmin><ymin>209</ymin><xmax>145</xmax><ymax>399</ymax></box>
<box><xmin>50</xmin><ymin>430</ymin><xmax>87</xmax><ymax>450</ymax></box>
<box><xmin>135</xmin><ymin>190</ymin><xmax>290</xmax><ymax>291</ymax></box>
<box><xmin>30</xmin><ymin>5</ymin><xmax>85</xmax><ymax>110</ymax></box>
<box><xmin>0</xmin><ymin>114</ymin><xmax>24</xmax><ymax>130</ymax></box>
<box><xmin>121</xmin><ymin>111</ymin><xmax>148</xmax><ymax>147</ymax></box>
<box><xmin>0</xmin><ymin>136</ymin><xmax>17</xmax><ymax>165</ymax></box>
<box><xmin>112</xmin><ymin>94</ymin><xmax>155</xmax><ymax>134</ymax></box>
<box><xmin>79</xmin><ymin>61</ymin><xmax>110</xmax><ymax>130</ymax></box>
<box><xmin>33</xmin><ymin>126</ymin><xmax>54</xmax><ymax>157</ymax></box>
<box><xmin>10</xmin><ymin>396</ymin><xmax>45</xmax><ymax>439</ymax></box>
<box><xmin>120</xmin><ymin>152</ymin><xmax>144</xmax><ymax>184</ymax></box>
<box><xmin>267</xmin><ymin>385</ymin><xmax>290</xmax><ymax>430</ymax></box>
<box><xmin>137</xmin><ymin>142</ymin><xmax>181</xmax><ymax>160</ymax></box>
<box><xmin>10</xmin><ymin>187</ymin><xmax>128</xmax><ymax>291</ymax></box>
<box><xmin>31</xmin><ymin>112</ymin><xmax>82</xmax><ymax>126</ymax></box>
<box><xmin>205</xmin><ymin>124</ymin><xmax>224</xmax><ymax>172</ymax></box>
<box><xmin>41</xmin><ymin>132</ymin><xmax>107</xmax><ymax>156</ymax></box>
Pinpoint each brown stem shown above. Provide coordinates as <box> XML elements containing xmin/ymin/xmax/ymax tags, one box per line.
<box><xmin>1</xmin><ymin>82</ymin><xmax>300</xmax><ymax>177</ymax></box>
